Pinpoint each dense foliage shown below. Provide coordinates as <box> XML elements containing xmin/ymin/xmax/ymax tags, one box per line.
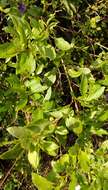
<box><xmin>0</xmin><ymin>0</ymin><xmax>108</xmax><ymax>189</ymax></box>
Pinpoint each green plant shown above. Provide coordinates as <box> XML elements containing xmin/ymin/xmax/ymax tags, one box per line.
<box><xmin>0</xmin><ymin>0</ymin><xmax>108</xmax><ymax>189</ymax></box>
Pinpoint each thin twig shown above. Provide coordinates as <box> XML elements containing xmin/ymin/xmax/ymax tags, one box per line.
<box><xmin>61</xmin><ymin>59</ymin><xmax>74</xmax><ymax>98</ymax></box>
<box><xmin>95</xmin><ymin>42</ymin><xmax>108</xmax><ymax>51</ymax></box>
<box><xmin>0</xmin><ymin>152</ymin><xmax>23</xmax><ymax>189</ymax></box>
<box><xmin>61</xmin><ymin>59</ymin><xmax>79</xmax><ymax>112</ymax></box>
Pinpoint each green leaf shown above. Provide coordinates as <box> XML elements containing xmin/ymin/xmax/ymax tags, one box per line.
<box><xmin>55</xmin><ymin>37</ymin><xmax>73</xmax><ymax>51</ymax></box>
<box><xmin>16</xmin><ymin>96</ymin><xmax>28</xmax><ymax>111</ymax></box>
<box><xmin>44</xmin><ymin>87</ymin><xmax>52</xmax><ymax>101</ymax></box>
<box><xmin>28</xmin><ymin>150</ymin><xmax>39</xmax><ymax>169</ymax></box>
<box><xmin>51</xmin><ymin>106</ymin><xmax>70</xmax><ymax>119</ymax></box>
<box><xmin>45</xmin><ymin>45</ymin><xmax>56</xmax><ymax>60</ymax></box>
<box><xmin>0</xmin><ymin>106</ymin><xmax>8</xmax><ymax>113</ymax></box>
<box><xmin>73</xmin><ymin>122</ymin><xmax>83</xmax><ymax>135</ymax></box>
<box><xmin>28</xmin><ymin>119</ymin><xmax>50</xmax><ymax>134</ymax></box>
<box><xmin>68</xmin><ymin>69</ymin><xmax>82</xmax><ymax>78</ymax></box>
<box><xmin>28</xmin><ymin>5</ymin><xmax>43</xmax><ymax>17</ymax></box>
<box><xmin>10</xmin><ymin>15</ymin><xmax>27</xmax><ymax>45</ymax></box>
<box><xmin>65</xmin><ymin>117</ymin><xmax>76</xmax><ymax>127</ymax></box>
<box><xmin>99</xmin><ymin>75</ymin><xmax>108</xmax><ymax>86</ymax></box>
<box><xmin>32</xmin><ymin>109</ymin><xmax>44</xmax><ymax>122</ymax></box>
<box><xmin>32</xmin><ymin>173</ymin><xmax>53</xmax><ymax>190</ymax></box>
<box><xmin>38</xmin><ymin>45</ymin><xmax>56</xmax><ymax>60</ymax></box>
<box><xmin>90</xmin><ymin>16</ymin><xmax>100</xmax><ymax>29</ymax></box>
<box><xmin>87</xmin><ymin>86</ymin><xmax>105</xmax><ymax>101</ymax></box>
<box><xmin>78</xmin><ymin>151</ymin><xmax>90</xmax><ymax>172</ymax></box>
<box><xmin>62</xmin><ymin>0</ymin><xmax>76</xmax><ymax>16</ymax></box>
<box><xmin>102</xmin><ymin>166</ymin><xmax>108</xmax><ymax>179</ymax></box>
<box><xmin>69</xmin><ymin>172</ymin><xmax>77</xmax><ymax>190</ymax></box>
<box><xmin>7</xmin><ymin>127</ymin><xmax>32</xmax><ymax>139</ymax></box>
<box><xmin>45</xmin><ymin>71</ymin><xmax>56</xmax><ymax>84</ymax></box>
<box><xmin>99</xmin><ymin>110</ymin><xmax>108</xmax><ymax>121</ymax></box>
<box><xmin>80</xmin><ymin>67</ymin><xmax>91</xmax><ymax>75</ymax></box>
<box><xmin>80</xmin><ymin>75</ymin><xmax>88</xmax><ymax>96</ymax></box>
<box><xmin>99</xmin><ymin>140</ymin><xmax>108</xmax><ymax>151</ymax></box>
<box><xmin>0</xmin><ymin>143</ymin><xmax>22</xmax><ymax>159</ymax></box>
<box><xmin>52</xmin><ymin>154</ymin><xmax>69</xmax><ymax>173</ymax></box>
<box><xmin>25</xmin><ymin>78</ymin><xmax>47</xmax><ymax>93</ymax></box>
<box><xmin>41</xmin><ymin>140</ymin><xmax>59</xmax><ymax>156</ymax></box>
<box><xmin>0</xmin><ymin>15</ymin><xmax>27</xmax><ymax>59</ymax></box>
<box><xmin>103</xmin><ymin>180</ymin><xmax>108</xmax><ymax>190</ymax></box>
<box><xmin>16</xmin><ymin>51</ymin><xmax>36</xmax><ymax>74</ymax></box>
<box><xmin>55</xmin><ymin>126</ymin><xmax>68</xmax><ymax>135</ymax></box>
<box><xmin>51</xmin><ymin>110</ymin><xmax>63</xmax><ymax>119</ymax></box>
<box><xmin>91</xmin><ymin>127</ymin><xmax>108</xmax><ymax>136</ymax></box>
<box><xmin>0</xmin><ymin>41</ymin><xmax>22</xmax><ymax>58</ymax></box>
<box><xmin>66</xmin><ymin>117</ymin><xmax>83</xmax><ymax>135</ymax></box>
<box><xmin>36</xmin><ymin>64</ymin><xmax>44</xmax><ymax>75</ymax></box>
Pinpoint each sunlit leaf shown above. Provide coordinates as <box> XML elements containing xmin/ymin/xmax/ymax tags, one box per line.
<box><xmin>16</xmin><ymin>51</ymin><xmax>36</xmax><ymax>74</ymax></box>
<box><xmin>41</xmin><ymin>140</ymin><xmax>59</xmax><ymax>156</ymax></box>
<box><xmin>32</xmin><ymin>173</ymin><xmax>53</xmax><ymax>190</ymax></box>
<box><xmin>45</xmin><ymin>45</ymin><xmax>56</xmax><ymax>60</ymax></box>
<box><xmin>36</xmin><ymin>64</ymin><xmax>44</xmax><ymax>75</ymax></box>
<box><xmin>25</xmin><ymin>78</ymin><xmax>47</xmax><ymax>93</ymax></box>
<box><xmin>44</xmin><ymin>87</ymin><xmax>52</xmax><ymax>101</ymax></box>
<box><xmin>99</xmin><ymin>140</ymin><xmax>108</xmax><ymax>151</ymax></box>
<box><xmin>69</xmin><ymin>172</ymin><xmax>77</xmax><ymax>190</ymax></box>
<box><xmin>99</xmin><ymin>110</ymin><xmax>108</xmax><ymax>121</ymax></box>
<box><xmin>10</xmin><ymin>15</ymin><xmax>27</xmax><ymax>45</ymax></box>
<box><xmin>28</xmin><ymin>150</ymin><xmax>39</xmax><ymax>169</ymax></box>
<box><xmin>68</xmin><ymin>69</ymin><xmax>82</xmax><ymax>78</ymax></box>
<box><xmin>91</xmin><ymin>127</ymin><xmax>108</xmax><ymax>136</ymax></box>
<box><xmin>78</xmin><ymin>151</ymin><xmax>90</xmax><ymax>172</ymax></box>
<box><xmin>55</xmin><ymin>37</ymin><xmax>73</xmax><ymax>51</ymax></box>
<box><xmin>55</xmin><ymin>126</ymin><xmax>68</xmax><ymax>135</ymax></box>
<box><xmin>0</xmin><ymin>41</ymin><xmax>22</xmax><ymax>58</ymax></box>
<box><xmin>45</xmin><ymin>71</ymin><xmax>56</xmax><ymax>84</ymax></box>
<box><xmin>87</xmin><ymin>86</ymin><xmax>105</xmax><ymax>101</ymax></box>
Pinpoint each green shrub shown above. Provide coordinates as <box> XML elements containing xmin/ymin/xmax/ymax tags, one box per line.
<box><xmin>0</xmin><ymin>0</ymin><xmax>108</xmax><ymax>189</ymax></box>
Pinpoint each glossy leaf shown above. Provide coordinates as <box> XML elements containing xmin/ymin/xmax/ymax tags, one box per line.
<box><xmin>32</xmin><ymin>173</ymin><xmax>53</xmax><ymax>190</ymax></box>
<box><xmin>28</xmin><ymin>150</ymin><xmax>39</xmax><ymax>169</ymax></box>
